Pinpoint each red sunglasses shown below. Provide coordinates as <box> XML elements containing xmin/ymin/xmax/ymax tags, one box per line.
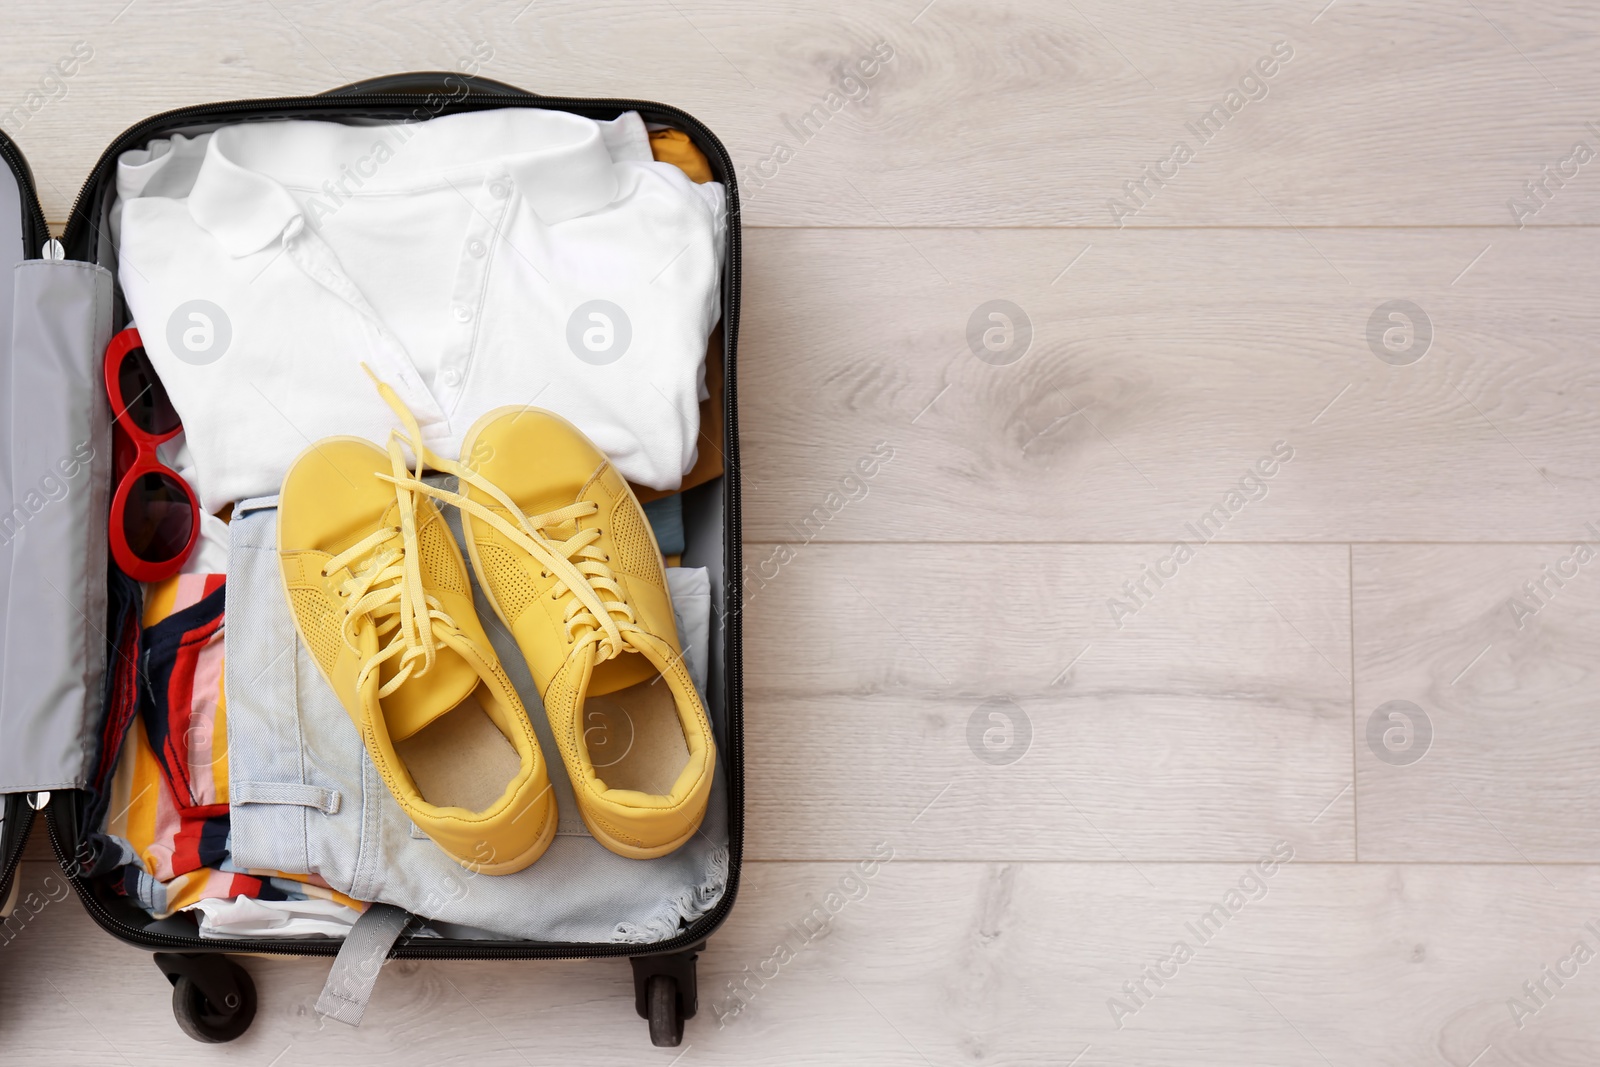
<box><xmin>103</xmin><ymin>327</ymin><xmax>199</xmax><ymax>581</ymax></box>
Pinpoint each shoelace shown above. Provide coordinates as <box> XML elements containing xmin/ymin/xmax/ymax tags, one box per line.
<box><xmin>364</xmin><ymin>367</ymin><xmax>643</xmax><ymax>665</ymax></box>
<box><xmin>321</xmin><ymin>525</ymin><xmax>453</xmax><ymax>698</ymax></box>
<box><xmin>320</xmin><ymin>410</ymin><xmax>468</xmax><ymax>697</ymax></box>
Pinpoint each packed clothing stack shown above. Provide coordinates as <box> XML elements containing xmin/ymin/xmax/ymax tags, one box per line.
<box><xmin>80</xmin><ymin>107</ymin><xmax>731</xmax><ymax>944</ymax></box>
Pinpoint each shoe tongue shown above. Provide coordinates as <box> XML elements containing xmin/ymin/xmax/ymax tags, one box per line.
<box><xmin>382</xmin><ymin>641</ymin><xmax>482</xmax><ymax>742</ymax></box>
<box><xmin>587</xmin><ymin>639</ymin><xmax>660</xmax><ymax>696</ymax></box>
<box><xmin>327</xmin><ymin>500</ymin><xmax>404</xmax><ymax>558</ymax></box>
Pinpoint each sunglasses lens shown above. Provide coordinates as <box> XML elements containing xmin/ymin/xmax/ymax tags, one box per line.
<box><xmin>117</xmin><ymin>344</ymin><xmax>181</xmax><ymax>437</ymax></box>
<box><xmin>122</xmin><ymin>472</ymin><xmax>194</xmax><ymax>564</ymax></box>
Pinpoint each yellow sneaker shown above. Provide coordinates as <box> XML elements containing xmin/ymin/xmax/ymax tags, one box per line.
<box><xmin>277</xmin><ymin>409</ymin><xmax>556</xmax><ymax>875</ymax></box>
<box><xmin>439</xmin><ymin>406</ymin><xmax>718</xmax><ymax>859</ymax></box>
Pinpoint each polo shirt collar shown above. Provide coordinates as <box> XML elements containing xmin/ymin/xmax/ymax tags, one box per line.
<box><xmin>186</xmin><ymin>110</ymin><xmax>621</xmax><ymax>258</ymax></box>
<box><xmin>501</xmin><ymin>127</ymin><xmax>619</xmax><ymax>225</ymax></box>
<box><xmin>188</xmin><ymin>135</ymin><xmax>306</xmax><ymax>256</ymax></box>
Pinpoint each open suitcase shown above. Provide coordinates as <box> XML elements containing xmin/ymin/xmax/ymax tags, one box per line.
<box><xmin>0</xmin><ymin>71</ymin><xmax>743</xmax><ymax>1048</ymax></box>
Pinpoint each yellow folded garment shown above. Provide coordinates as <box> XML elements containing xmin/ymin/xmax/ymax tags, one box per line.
<box><xmin>651</xmin><ymin>128</ymin><xmax>714</xmax><ymax>183</ymax></box>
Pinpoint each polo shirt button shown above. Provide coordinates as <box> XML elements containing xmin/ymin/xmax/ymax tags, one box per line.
<box><xmin>442</xmin><ymin>368</ymin><xmax>461</xmax><ymax>387</ymax></box>
<box><xmin>453</xmin><ymin>305</ymin><xmax>474</xmax><ymax>323</ymax></box>
<box><xmin>467</xmin><ymin>240</ymin><xmax>486</xmax><ymax>258</ymax></box>
<box><xmin>490</xmin><ymin>181</ymin><xmax>510</xmax><ymax>199</ymax></box>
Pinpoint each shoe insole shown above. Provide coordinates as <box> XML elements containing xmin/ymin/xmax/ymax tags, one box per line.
<box><xmin>584</xmin><ymin>680</ymin><xmax>690</xmax><ymax>796</ymax></box>
<box><xmin>394</xmin><ymin>688</ymin><xmax>520</xmax><ymax>812</ymax></box>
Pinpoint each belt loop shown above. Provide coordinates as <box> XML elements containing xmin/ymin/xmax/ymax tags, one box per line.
<box><xmin>230</xmin><ymin>781</ymin><xmax>341</xmax><ymax>815</ymax></box>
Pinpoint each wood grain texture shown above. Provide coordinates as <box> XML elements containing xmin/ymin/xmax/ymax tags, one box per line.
<box><xmin>738</xmin><ymin>226</ymin><xmax>1600</xmax><ymax>542</ymax></box>
<box><xmin>7</xmin><ymin>859</ymin><xmax>1600</xmax><ymax>1066</ymax></box>
<box><xmin>1355</xmin><ymin>544</ymin><xmax>1600</xmax><ymax>862</ymax></box>
<box><xmin>1</xmin><ymin>0</ymin><xmax>1598</xmax><ymax>1062</ymax></box>
<box><xmin>0</xmin><ymin>0</ymin><xmax>1598</xmax><ymax>227</ymax></box>
<box><xmin>742</xmin><ymin>542</ymin><xmax>1355</xmax><ymax>861</ymax></box>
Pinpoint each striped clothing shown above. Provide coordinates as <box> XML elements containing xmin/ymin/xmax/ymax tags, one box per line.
<box><xmin>98</xmin><ymin>574</ymin><xmax>362</xmax><ymax>919</ymax></box>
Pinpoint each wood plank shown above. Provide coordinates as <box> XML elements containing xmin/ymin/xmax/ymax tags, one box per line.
<box><xmin>742</xmin><ymin>542</ymin><xmax>1355</xmax><ymax>860</ymax></box>
<box><xmin>19</xmin><ymin>826</ymin><xmax>50</xmax><ymax>863</ymax></box>
<box><xmin>737</xmin><ymin>226</ymin><xmax>1600</xmax><ymax>543</ymax></box>
<box><xmin>5</xmin><ymin>859</ymin><xmax>1600</xmax><ymax>1065</ymax></box>
<box><xmin>1</xmin><ymin>0</ymin><xmax>1598</xmax><ymax>227</ymax></box>
<box><xmin>1355</xmin><ymin>544</ymin><xmax>1600</xmax><ymax>862</ymax></box>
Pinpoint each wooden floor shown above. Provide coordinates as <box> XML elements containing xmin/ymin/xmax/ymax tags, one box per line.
<box><xmin>6</xmin><ymin>0</ymin><xmax>1600</xmax><ymax>1062</ymax></box>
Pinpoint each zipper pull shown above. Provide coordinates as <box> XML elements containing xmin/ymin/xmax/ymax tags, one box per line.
<box><xmin>27</xmin><ymin>791</ymin><xmax>51</xmax><ymax>809</ymax></box>
<box><xmin>43</xmin><ymin>238</ymin><xmax>64</xmax><ymax>260</ymax></box>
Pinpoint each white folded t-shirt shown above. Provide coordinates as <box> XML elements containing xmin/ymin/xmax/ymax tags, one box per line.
<box><xmin>116</xmin><ymin>108</ymin><xmax>725</xmax><ymax>514</ymax></box>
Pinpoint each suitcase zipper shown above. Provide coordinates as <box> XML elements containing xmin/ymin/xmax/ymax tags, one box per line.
<box><xmin>0</xmin><ymin>798</ymin><xmax>37</xmax><ymax>907</ymax></box>
<box><xmin>0</xmin><ymin>128</ymin><xmax>52</xmax><ymax>256</ymax></box>
<box><xmin>44</xmin><ymin>87</ymin><xmax>745</xmax><ymax>962</ymax></box>
<box><xmin>43</xmin><ymin>800</ymin><xmax>722</xmax><ymax>960</ymax></box>
<box><xmin>60</xmin><ymin>90</ymin><xmax>741</xmax><ymax>253</ymax></box>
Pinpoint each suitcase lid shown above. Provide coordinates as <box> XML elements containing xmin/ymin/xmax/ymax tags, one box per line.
<box><xmin>0</xmin><ymin>123</ymin><xmax>113</xmax><ymax>811</ymax></box>
<box><xmin>0</xmin><ymin>133</ymin><xmax>49</xmax><ymax>911</ymax></box>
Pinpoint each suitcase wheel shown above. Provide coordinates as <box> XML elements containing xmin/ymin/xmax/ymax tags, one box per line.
<box><xmin>154</xmin><ymin>953</ymin><xmax>257</xmax><ymax>1043</ymax></box>
<box><xmin>645</xmin><ymin>974</ymin><xmax>684</xmax><ymax>1047</ymax></box>
<box><xmin>630</xmin><ymin>946</ymin><xmax>701</xmax><ymax>1047</ymax></box>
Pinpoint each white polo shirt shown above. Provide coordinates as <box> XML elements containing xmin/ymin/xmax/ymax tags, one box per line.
<box><xmin>116</xmin><ymin>108</ymin><xmax>725</xmax><ymax>514</ymax></box>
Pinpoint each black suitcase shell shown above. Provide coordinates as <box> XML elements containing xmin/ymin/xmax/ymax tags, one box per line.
<box><xmin>0</xmin><ymin>71</ymin><xmax>744</xmax><ymax>1048</ymax></box>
